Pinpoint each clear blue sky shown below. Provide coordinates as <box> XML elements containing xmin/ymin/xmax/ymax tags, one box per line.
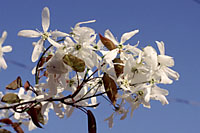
<box><xmin>0</xmin><ymin>0</ymin><xmax>200</xmax><ymax>132</ymax></box>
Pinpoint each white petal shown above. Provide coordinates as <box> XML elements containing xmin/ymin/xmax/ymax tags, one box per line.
<box><xmin>32</xmin><ymin>40</ymin><xmax>44</xmax><ymax>62</ymax></box>
<box><xmin>156</xmin><ymin>41</ymin><xmax>165</xmax><ymax>55</ymax></box>
<box><xmin>130</xmin><ymin>102</ymin><xmax>140</xmax><ymax>117</ymax></box>
<box><xmin>120</xmin><ymin>110</ymin><xmax>129</xmax><ymax>120</ymax></box>
<box><xmin>14</xmin><ymin>113</ymin><xmax>21</xmax><ymax>120</ymax></box>
<box><xmin>120</xmin><ymin>30</ymin><xmax>139</xmax><ymax>44</ymax></box>
<box><xmin>66</xmin><ymin>106</ymin><xmax>75</xmax><ymax>118</ymax></box>
<box><xmin>104</xmin><ymin>113</ymin><xmax>114</xmax><ymax>128</ymax></box>
<box><xmin>124</xmin><ymin>56</ymin><xmax>135</xmax><ymax>75</ymax></box>
<box><xmin>51</xmin><ymin>30</ymin><xmax>69</xmax><ymax>38</ymax></box>
<box><xmin>105</xmin><ymin>29</ymin><xmax>119</xmax><ymax>45</ymax></box>
<box><xmin>125</xmin><ymin>42</ymin><xmax>141</xmax><ymax>55</ymax></box>
<box><xmin>2</xmin><ymin>46</ymin><xmax>12</xmax><ymax>53</ymax></box>
<box><xmin>158</xmin><ymin>55</ymin><xmax>174</xmax><ymax>67</ymax></box>
<box><xmin>42</xmin><ymin>7</ymin><xmax>50</xmax><ymax>32</ymax></box>
<box><xmin>46</xmin><ymin>52</ymin><xmax>68</xmax><ymax>74</ymax></box>
<box><xmin>52</xmin><ymin>102</ymin><xmax>64</xmax><ymax>118</ymax></box>
<box><xmin>28</xmin><ymin>120</ymin><xmax>37</xmax><ymax>131</ymax></box>
<box><xmin>103</xmin><ymin>48</ymin><xmax>118</xmax><ymax>66</ymax></box>
<box><xmin>163</xmin><ymin>67</ymin><xmax>180</xmax><ymax>80</ymax></box>
<box><xmin>0</xmin><ymin>31</ymin><xmax>7</xmax><ymax>46</ymax></box>
<box><xmin>18</xmin><ymin>30</ymin><xmax>41</xmax><ymax>38</ymax></box>
<box><xmin>151</xmin><ymin>94</ymin><xmax>169</xmax><ymax>105</ymax></box>
<box><xmin>0</xmin><ymin>57</ymin><xmax>7</xmax><ymax>69</ymax></box>
<box><xmin>47</xmin><ymin>37</ymin><xmax>62</xmax><ymax>48</ymax></box>
<box><xmin>142</xmin><ymin>102</ymin><xmax>151</xmax><ymax>108</ymax></box>
<box><xmin>144</xmin><ymin>87</ymin><xmax>151</xmax><ymax>103</ymax></box>
<box><xmin>158</xmin><ymin>69</ymin><xmax>173</xmax><ymax>84</ymax></box>
<box><xmin>143</xmin><ymin>46</ymin><xmax>158</xmax><ymax>70</ymax></box>
<box><xmin>75</xmin><ymin>20</ymin><xmax>96</xmax><ymax>27</ymax></box>
<box><xmin>64</xmin><ymin>37</ymin><xmax>74</xmax><ymax>46</ymax></box>
<box><xmin>152</xmin><ymin>86</ymin><xmax>169</xmax><ymax>96</ymax></box>
<box><xmin>137</xmin><ymin>50</ymin><xmax>143</xmax><ymax>64</ymax></box>
<box><xmin>31</xmin><ymin>66</ymin><xmax>36</xmax><ymax>75</ymax></box>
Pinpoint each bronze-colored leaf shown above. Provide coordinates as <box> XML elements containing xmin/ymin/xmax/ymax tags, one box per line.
<box><xmin>43</xmin><ymin>71</ymin><xmax>48</xmax><ymax>77</ymax></box>
<box><xmin>38</xmin><ymin>55</ymin><xmax>53</xmax><ymax>67</ymax></box>
<box><xmin>24</xmin><ymin>81</ymin><xmax>30</xmax><ymax>91</ymax></box>
<box><xmin>102</xmin><ymin>73</ymin><xmax>118</xmax><ymax>105</ymax></box>
<box><xmin>0</xmin><ymin>118</ymin><xmax>13</xmax><ymax>125</ymax></box>
<box><xmin>113</xmin><ymin>58</ymin><xmax>124</xmax><ymax>77</ymax></box>
<box><xmin>1</xmin><ymin>93</ymin><xmax>20</xmax><ymax>104</ymax></box>
<box><xmin>63</xmin><ymin>54</ymin><xmax>85</xmax><ymax>72</ymax></box>
<box><xmin>27</xmin><ymin>104</ymin><xmax>44</xmax><ymax>128</ymax></box>
<box><xmin>0</xmin><ymin>129</ymin><xmax>11</xmax><ymax>133</ymax></box>
<box><xmin>99</xmin><ymin>33</ymin><xmax>116</xmax><ymax>50</ymax></box>
<box><xmin>87</xmin><ymin>110</ymin><xmax>96</xmax><ymax>133</ymax></box>
<box><xmin>6</xmin><ymin>76</ymin><xmax>22</xmax><ymax>90</ymax></box>
<box><xmin>12</xmin><ymin>123</ymin><xmax>24</xmax><ymax>133</ymax></box>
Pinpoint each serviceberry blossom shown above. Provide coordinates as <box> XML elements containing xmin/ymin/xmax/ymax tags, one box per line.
<box><xmin>18</xmin><ymin>7</ymin><xmax>68</xmax><ymax>62</ymax></box>
<box><xmin>0</xmin><ymin>6</ymin><xmax>179</xmax><ymax>133</ymax></box>
<box><xmin>0</xmin><ymin>31</ymin><xmax>12</xmax><ymax>69</ymax></box>
<box><xmin>101</xmin><ymin>29</ymin><xmax>139</xmax><ymax>67</ymax></box>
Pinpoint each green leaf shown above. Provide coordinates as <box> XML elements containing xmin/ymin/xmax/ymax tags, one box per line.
<box><xmin>1</xmin><ymin>93</ymin><xmax>20</xmax><ymax>104</ymax></box>
<box><xmin>63</xmin><ymin>54</ymin><xmax>85</xmax><ymax>72</ymax></box>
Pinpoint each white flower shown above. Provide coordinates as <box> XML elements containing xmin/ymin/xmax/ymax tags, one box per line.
<box><xmin>63</xmin><ymin>20</ymin><xmax>99</xmax><ymax>69</ymax></box>
<box><xmin>153</xmin><ymin>41</ymin><xmax>180</xmax><ymax>84</ymax></box>
<box><xmin>46</xmin><ymin>49</ymin><xmax>68</xmax><ymax>74</ymax></box>
<box><xmin>150</xmin><ymin>85</ymin><xmax>169</xmax><ymax>105</ymax></box>
<box><xmin>0</xmin><ymin>31</ymin><xmax>12</xmax><ymax>69</ymax></box>
<box><xmin>104</xmin><ymin>99</ymin><xmax>129</xmax><ymax>128</ymax></box>
<box><xmin>18</xmin><ymin>7</ymin><xmax>68</xmax><ymax>62</ymax></box>
<box><xmin>102</xmin><ymin>29</ymin><xmax>139</xmax><ymax>66</ymax></box>
<box><xmin>123</xmin><ymin>54</ymin><xmax>150</xmax><ymax>85</ymax></box>
<box><xmin>143</xmin><ymin>46</ymin><xmax>158</xmax><ymax>71</ymax></box>
<box><xmin>71</xmin><ymin>20</ymin><xmax>96</xmax><ymax>42</ymax></box>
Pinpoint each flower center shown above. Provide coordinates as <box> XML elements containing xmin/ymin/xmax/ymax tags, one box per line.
<box><xmin>42</xmin><ymin>32</ymin><xmax>50</xmax><ymax>40</ymax></box>
<box><xmin>75</xmin><ymin>44</ymin><xmax>81</xmax><ymax>50</ymax></box>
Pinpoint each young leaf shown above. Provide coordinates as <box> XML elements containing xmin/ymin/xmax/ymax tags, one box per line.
<box><xmin>27</xmin><ymin>104</ymin><xmax>44</xmax><ymax>128</ymax></box>
<box><xmin>6</xmin><ymin>76</ymin><xmax>22</xmax><ymax>90</ymax></box>
<box><xmin>102</xmin><ymin>73</ymin><xmax>118</xmax><ymax>105</ymax></box>
<box><xmin>113</xmin><ymin>58</ymin><xmax>124</xmax><ymax>77</ymax></box>
<box><xmin>99</xmin><ymin>33</ymin><xmax>116</xmax><ymax>51</ymax></box>
<box><xmin>38</xmin><ymin>54</ymin><xmax>53</xmax><ymax>67</ymax></box>
<box><xmin>87</xmin><ymin>110</ymin><xmax>96</xmax><ymax>133</ymax></box>
<box><xmin>12</xmin><ymin>123</ymin><xmax>24</xmax><ymax>133</ymax></box>
<box><xmin>24</xmin><ymin>81</ymin><xmax>31</xmax><ymax>91</ymax></box>
<box><xmin>1</xmin><ymin>93</ymin><xmax>20</xmax><ymax>104</ymax></box>
<box><xmin>0</xmin><ymin>118</ymin><xmax>13</xmax><ymax>125</ymax></box>
<box><xmin>63</xmin><ymin>54</ymin><xmax>85</xmax><ymax>72</ymax></box>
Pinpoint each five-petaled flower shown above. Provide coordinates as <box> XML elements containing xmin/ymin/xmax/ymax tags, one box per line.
<box><xmin>0</xmin><ymin>31</ymin><xmax>12</xmax><ymax>69</ymax></box>
<box><xmin>18</xmin><ymin>7</ymin><xmax>68</xmax><ymax>62</ymax></box>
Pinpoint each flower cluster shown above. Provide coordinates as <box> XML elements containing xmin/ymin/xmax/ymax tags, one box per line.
<box><xmin>0</xmin><ymin>7</ymin><xmax>179</xmax><ymax>132</ymax></box>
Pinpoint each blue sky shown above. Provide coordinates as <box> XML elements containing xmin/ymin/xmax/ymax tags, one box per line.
<box><xmin>0</xmin><ymin>0</ymin><xmax>200</xmax><ymax>132</ymax></box>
